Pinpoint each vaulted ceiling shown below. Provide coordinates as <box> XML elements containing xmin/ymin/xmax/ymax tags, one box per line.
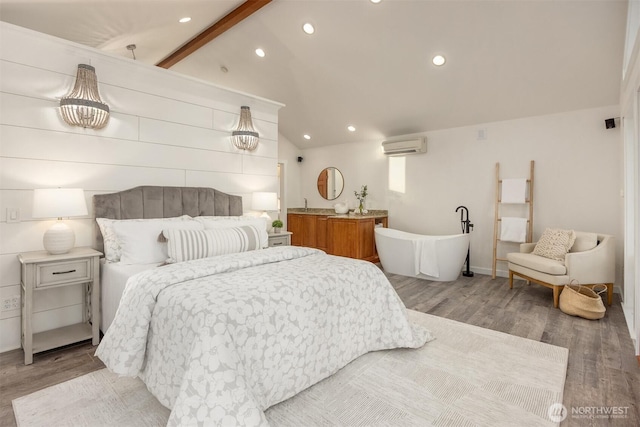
<box><xmin>0</xmin><ymin>0</ymin><xmax>627</xmax><ymax>148</ymax></box>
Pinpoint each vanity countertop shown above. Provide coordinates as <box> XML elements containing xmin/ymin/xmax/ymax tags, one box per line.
<box><xmin>288</xmin><ymin>208</ymin><xmax>388</xmax><ymax>219</ymax></box>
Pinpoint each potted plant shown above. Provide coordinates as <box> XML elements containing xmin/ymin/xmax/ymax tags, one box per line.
<box><xmin>272</xmin><ymin>219</ymin><xmax>283</xmax><ymax>233</ymax></box>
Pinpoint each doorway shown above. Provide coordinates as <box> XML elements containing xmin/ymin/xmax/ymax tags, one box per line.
<box><xmin>278</xmin><ymin>162</ymin><xmax>286</xmax><ymax>230</ymax></box>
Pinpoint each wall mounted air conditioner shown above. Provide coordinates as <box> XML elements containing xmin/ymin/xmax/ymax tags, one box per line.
<box><xmin>382</xmin><ymin>137</ymin><xmax>427</xmax><ymax>156</ymax></box>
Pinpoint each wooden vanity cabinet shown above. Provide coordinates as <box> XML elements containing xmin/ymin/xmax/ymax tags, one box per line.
<box><xmin>289</xmin><ymin>214</ymin><xmax>309</xmax><ymax>246</ymax></box>
<box><xmin>288</xmin><ymin>214</ymin><xmax>301</xmax><ymax>246</ymax></box>
<box><xmin>288</xmin><ymin>214</ymin><xmax>327</xmax><ymax>249</ymax></box>
<box><xmin>288</xmin><ymin>213</ymin><xmax>387</xmax><ymax>262</ymax></box>
<box><xmin>328</xmin><ymin>217</ymin><xmax>387</xmax><ymax>262</ymax></box>
<box><xmin>315</xmin><ymin>216</ymin><xmax>329</xmax><ymax>252</ymax></box>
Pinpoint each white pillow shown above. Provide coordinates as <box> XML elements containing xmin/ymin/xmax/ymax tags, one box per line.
<box><xmin>96</xmin><ymin>217</ymin><xmax>122</xmax><ymax>262</ymax></box>
<box><xmin>194</xmin><ymin>216</ymin><xmax>269</xmax><ymax>249</ymax></box>
<box><xmin>570</xmin><ymin>232</ymin><xmax>598</xmax><ymax>253</ymax></box>
<box><xmin>96</xmin><ymin>215</ymin><xmax>192</xmax><ymax>263</ymax></box>
<box><xmin>113</xmin><ymin>218</ymin><xmax>204</xmax><ymax>265</ymax></box>
<box><xmin>532</xmin><ymin>228</ymin><xmax>576</xmax><ymax>263</ymax></box>
<box><xmin>163</xmin><ymin>226</ymin><xmax>263</xmax><ymax>263</ymax></box>
<box><xmin>194</xmin><ymin>215</ymin><xmax>266</xmax><ymax>226</ymax></box>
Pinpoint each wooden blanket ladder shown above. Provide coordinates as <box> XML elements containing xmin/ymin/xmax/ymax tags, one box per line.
<box><xmin>492</xmin><ymin>161</ymin><xmax>535</xmax><ymax>279</ymax></box>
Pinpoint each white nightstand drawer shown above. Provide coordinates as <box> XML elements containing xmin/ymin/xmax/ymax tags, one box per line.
<box><xmin>269</xmin><ymin>235</ymin><xmax>289</xmax><ymax>247</ymax></box>
<box><xmin>268</xmin><ymin>231</ymin><xmax>292</xmax><ymax>247</ymax></box>
<box><xmin>36</xmin><ymin>259</ymin><xmax>91</xmax><ymax>288</ymax></box>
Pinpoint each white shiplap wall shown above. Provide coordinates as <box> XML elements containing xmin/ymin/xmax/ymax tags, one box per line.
<box><xmin>0</xmin><ymin>23</ymin><xmax>283</xmax><ymax>352</ymax></box>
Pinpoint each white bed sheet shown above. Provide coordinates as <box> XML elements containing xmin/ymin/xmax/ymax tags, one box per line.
<box><xmin>100</xmin><ymin>260</ymin><xmax>157</xmax><ymax>333</ymax></box>
<box><xmin>97</xmin><ymin>247</ymin><xmax>430</xmax><ymax>426</ymax></box>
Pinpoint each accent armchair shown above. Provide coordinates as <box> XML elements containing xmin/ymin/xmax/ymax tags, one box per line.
<box><xmin>507</xmin><ymin>232</ymin><xmax>614</xmax><ymax>308</ymax></box>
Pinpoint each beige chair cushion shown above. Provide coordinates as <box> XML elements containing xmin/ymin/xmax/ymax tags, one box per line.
<box><xmin>532</xmin><ymin>228</ymin><xmax>576</xmax><ymax>263</ymax></box>
<box><xmin>507</xmin><ymin>252</ymin><xmax>567</xmax><ymax>275</ymax></box>
<box><xmin>570</xmin><ymin>231</ymin><xmax>598</xmax><ymax>252</ymax></box>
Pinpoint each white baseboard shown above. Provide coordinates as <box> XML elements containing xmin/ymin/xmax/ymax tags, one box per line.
<box><xmin>467</xmin><ymin>266</ymin><xmax>509</xmax><ymax>278</ymax></box>
<box><xmin>622</xmin><ymin>305</ymin><xmax>637</xmax><ymax>349</ymax></box>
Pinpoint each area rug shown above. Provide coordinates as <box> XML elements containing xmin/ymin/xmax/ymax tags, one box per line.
<box><xmin>13</xmin><ymin>310</ymin><xmax>568</xmax><ymax>426</ymax></box>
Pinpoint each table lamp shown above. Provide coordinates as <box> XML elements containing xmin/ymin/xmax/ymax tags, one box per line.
<box><xmin>32</xmin><ymin>188</ymin><xmax>88</xmax><ymax>254</ymax></box>
<box><xmin>252</xmin><ymin>192</ymin><xmax>278</xmax><ymax>220</ymax></box>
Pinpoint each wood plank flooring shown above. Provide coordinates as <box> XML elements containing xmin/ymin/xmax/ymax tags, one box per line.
<box><xmin>390</xmin><ymin>273</ymin><xmax>640</xmax><ymax>426</ymax></box>
<box><xmin>0</xmin><ymin>340</ymin><xmax>104</xmax><ymax>427</ymax></box>
<box><xmin>0</xmin><ymin>273</ymin><xmax>638</xmax><ymax>426</ymax></box>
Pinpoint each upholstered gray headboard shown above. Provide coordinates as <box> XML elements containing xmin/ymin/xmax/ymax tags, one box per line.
<box><xmin>93</xmin><ymin>186</ymin><xmax>243</xmax><ymax>253</ymax></box>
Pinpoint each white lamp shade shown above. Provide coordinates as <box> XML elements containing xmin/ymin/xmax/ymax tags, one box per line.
<box><xmin>32</xmin><ymin>188</ymin><xmax>88</xmax><ymax>219</ymax></box>
<box><xmin>32</xmin><ymin>188</ymin><xmax>87</xmax><ymax>254</ymax></box>
<box><xmin>252</xmin><ymin>192</ymin><xmax>278</xmax><ymax>211</ymax></box>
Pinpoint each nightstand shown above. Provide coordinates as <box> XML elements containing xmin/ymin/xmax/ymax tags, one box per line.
<box><xmin>18</xmin><ymin>247</ymin><xmax>102</xmax><ymax>365</ymax></box>
<box><xmin>268</xmin><ymin>231</ymin><xmax>292</xmax><ymax>247</ymax></box>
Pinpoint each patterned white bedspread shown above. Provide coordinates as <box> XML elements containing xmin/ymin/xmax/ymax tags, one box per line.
<box><xmin>96</xmin><ymin>246</ymin><xmax>431</xmax><ymax>426</ymax></box>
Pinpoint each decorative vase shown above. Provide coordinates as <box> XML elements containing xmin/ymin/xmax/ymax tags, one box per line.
<box><xmin>274</xmin><ymin>227</ymin><xmax>281</xmax><ymax>233</ymax></box>
<box><xmin>358</xmin><ymin>201</ymin><xmax>364</xmax><ymax>215</ymax></box>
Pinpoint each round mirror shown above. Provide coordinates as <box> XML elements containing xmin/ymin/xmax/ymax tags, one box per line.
<box><xmin>317</xmin><ymin>167</ymin><xmax>344</xmax><ymax>200</ymax></box>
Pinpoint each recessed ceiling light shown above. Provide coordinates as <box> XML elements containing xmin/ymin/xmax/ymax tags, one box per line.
<box><xmin>432</xmin><ymin>55</ymin><xmax>446</xmax><ymax>66</ymax></box>
<box><xmin>179</xmin><ymin>17</ymin><xmax>191</xmax><ymax>23</ymax></box>
<box><xmin>347</xmin><ymin>125</ymin><xmax>356</xmax><ymax>132</ymax></box>
<box><xmin>255</xmin><ymin>48</ymin><xmax>265</xmax><ymax>58</ymax></box>
<box><xmin>303</xmin><ymin>134</ymin><xmax>311</xmax><ymax>140</ymax></box>
<box><xmin>370</xmin><ymin>0</ymin><xmax>382</xmax><ymax>3</ymax></box>
<box><xmin>302</xmin><ymin>23</ymin><xmax>315</xmax><ymax>35</ymax></box>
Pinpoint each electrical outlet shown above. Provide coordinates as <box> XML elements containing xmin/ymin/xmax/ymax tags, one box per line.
<box><xmin>1</xmin><ymin>295</ymin><xmax>20</xmax><ymax>311</ymax></box>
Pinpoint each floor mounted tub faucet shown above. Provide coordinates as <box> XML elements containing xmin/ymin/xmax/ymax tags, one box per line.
<box><xmin>455</xmin><ymin>205</ymin><xmax>474</xmax><ymax>277</ymax></box>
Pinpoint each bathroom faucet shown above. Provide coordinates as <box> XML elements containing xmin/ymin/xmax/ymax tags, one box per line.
<box><xmin>304</xmin><ymin>198</ymin><xmax>308</xmax><ymax>211</ymax></box>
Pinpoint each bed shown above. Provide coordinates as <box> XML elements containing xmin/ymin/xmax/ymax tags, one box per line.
<box><xmin>94</xmin><ymin>186</ymin><xmax>431</xmax><ymax>426</ymax></box>
<box><xmin>94</xmin><ymin>186</ymin><xmax>245</xmax><ymax>332</ymax></box>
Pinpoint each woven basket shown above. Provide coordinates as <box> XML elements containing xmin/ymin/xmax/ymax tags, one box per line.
<box><xmin>559</xmin><ymin>282</ymin><xmax>606</xmax><ymax>320</ymax></box>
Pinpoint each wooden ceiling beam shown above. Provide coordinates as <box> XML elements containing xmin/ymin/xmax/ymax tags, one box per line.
<box><xmin>156</xmin><ymin>0</ymin><xmax>272</xmax><ymax>69</ymax></box>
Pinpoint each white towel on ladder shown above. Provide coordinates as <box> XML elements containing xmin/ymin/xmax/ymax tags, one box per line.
<box><xmin>501</xmin><ymin>217</ymin><xmax>528</xmax><ymax>242</ymax></box>
<box><xmin>501</xmin><ymin>178</ymin><xmax>527</xmax><ymax>203</ymax></box>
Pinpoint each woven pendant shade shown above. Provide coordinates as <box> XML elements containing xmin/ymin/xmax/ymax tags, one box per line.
<box><xmin>60</xmin><ymin>64</ymin><xmax>110</xmax><ymax>129</ymax></box>
<box><xmin>231</xmin><ymin>106</ymin><xmax>259</xmax><ymax>151</ymax></box>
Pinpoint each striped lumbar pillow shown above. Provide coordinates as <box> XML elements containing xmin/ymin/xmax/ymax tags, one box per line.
<box><xmin>163</xmin><ymin>226</ymin><xmax>262</xmax><ymax>263</ymax></box>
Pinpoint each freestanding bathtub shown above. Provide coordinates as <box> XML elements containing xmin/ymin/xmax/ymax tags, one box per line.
<box><xmin>375</xmin><ymin>228</ymin><xmax>470</xmax><ymax>282</ymax></box>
